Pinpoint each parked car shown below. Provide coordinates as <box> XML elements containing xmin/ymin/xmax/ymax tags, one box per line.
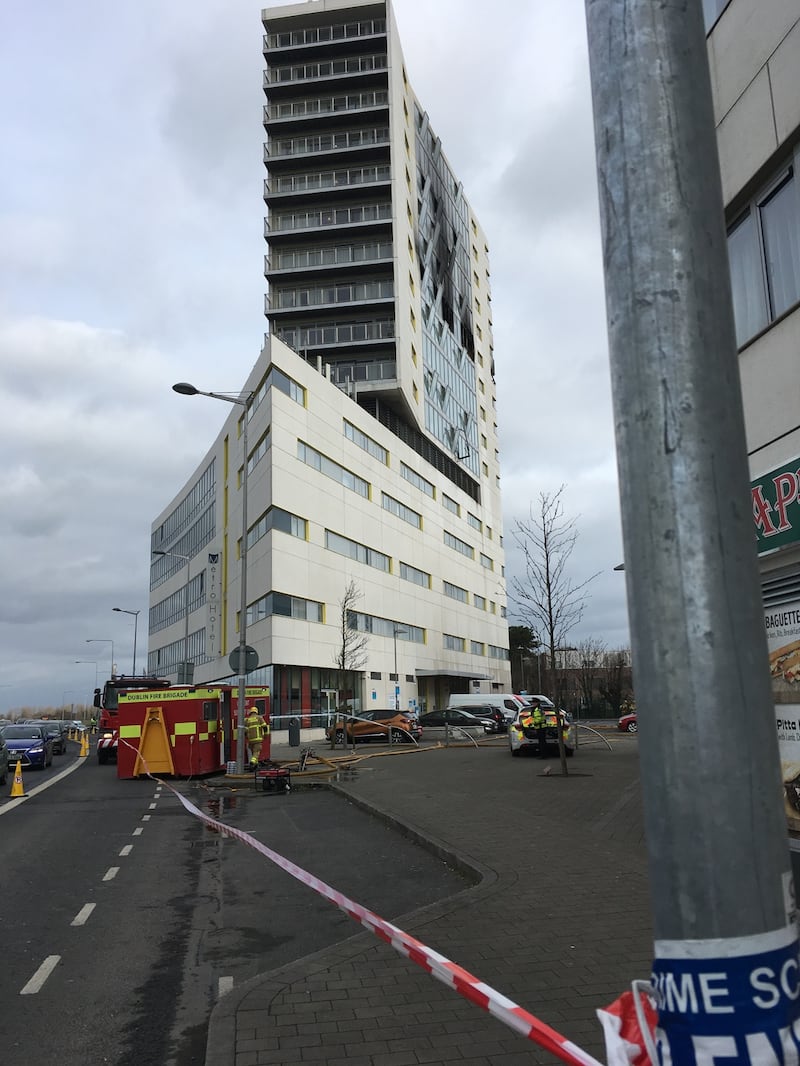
<box><xmin>326</xmin><ymin>709</ymin><xmax>421</xmax><ymax>744</ymax></box>
<box><xmin>508</xmin><ymin>706</ymin><xmax>575</xmax><ymax>757</ymax></box>
<box><xmin>0</xmin><ymin>733</ymin><xmax>8</xmax><ymax>785</ymax></box>
<box><xmin>618</xmin><ymin>711</ymin><xmax>638</xmax><ymax>733</ymax></box>
<box><xmin>418</xmin><ymin>707</ymin><xmax>496</xmax><ymax>736</ymax></box>
<box><xmin>448</xmin><ymin>703</ymin><xmax>507</xmax><ymax>734</ymax></box>
<box><xmin>447</xmin><ymin>693</ymin><xmax>530</xmax><ymax>723</ymax></box>
<box><xmin>30</xmin><ymin>720</ymin><xmax>68</xmax><ymax>754</ymax></box>
<box><xmin>2</xmin><ymin>724</ymin><xmax>54</xmax><ymax>769</ymax></box>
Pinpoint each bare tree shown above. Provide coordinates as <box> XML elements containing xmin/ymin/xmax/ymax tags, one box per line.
<box><xmin>330</xmin><ymin>580</ymin><xmax>369</xmax><ymax>747</ymax></box>
<box><xmin>598</xmin><ymin>647</ymin><xmax>632</xmax><ymax>717</ymax></box>
<box><xmin>511</xmin><ymin>486</ymin><xmax>599</xmax><ymax>774</ymax></box>
<box><xmin>576</xmin><ymin>637</ymin><xmax>607</xmax><ymax>714</ymax></box>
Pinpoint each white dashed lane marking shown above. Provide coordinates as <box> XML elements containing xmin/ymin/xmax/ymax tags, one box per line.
<box><xmin>119</xmin><ymin>845</ymin><xmax>133</xmax><ymax>857</ymax></box>
<box><xmin>71</xmin><ymin>904</ymin><xmax>96</xmax><ymax>927</ymax></box>
<box><xmin>21</xmin><ymin>956</ymin><xmax>60</xmax><ymax>995</ymax></box>
<box><xmin>102</xmin><ymin>867</ymin><xmax>119</xmax><ymax>882</ymax></box>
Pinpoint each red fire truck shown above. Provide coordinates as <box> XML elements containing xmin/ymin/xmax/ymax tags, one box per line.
<box><xmin>94</xmin><ymin>676</ymin><xmax>174</xmax><ymax>763</ymax></box>
<box><xmin>94</xmin><ymin>676</ymin><xmax>270</xmax><ymax>777</ymax></box>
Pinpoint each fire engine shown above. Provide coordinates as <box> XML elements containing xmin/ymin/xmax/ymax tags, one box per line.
<box><xmin>93</xmin><ymin>676</ymin><xmax>173</xmax><ymax>763</ymax></box>
<box><xmin>94</xmin><ymin>676</ymin><xmax>270</xmax><ymax>777</ymax></box>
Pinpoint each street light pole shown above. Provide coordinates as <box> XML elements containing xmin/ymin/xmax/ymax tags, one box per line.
<box><xmin>152</xmin><ymin>551</ymin><xmax>192</xmax><ymax>682</ymax></box>
<box><xmin>86</xmin><ymin>639</ymin><xmax>114</xmax><ymax>680</ymax></box>
<box><xmin>173</xmin><ymin>382</ymin><xmax>252</xmax><ymax>775</ymax></box>
<box><xmin>112</xmin><ymin>608</ymin><xmax>141</xmax><ymax>675</ymax></box>
<box><xmin>392</xmin><ymin>624</ymin><xmax>406</xmax><ymax>712</ymax></box>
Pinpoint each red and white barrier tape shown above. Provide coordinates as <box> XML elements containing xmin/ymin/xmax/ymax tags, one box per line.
<box><xmin>146</xmin><ymin>766</ymin><xmax>602</xmax><ymax>1066</ymax></box>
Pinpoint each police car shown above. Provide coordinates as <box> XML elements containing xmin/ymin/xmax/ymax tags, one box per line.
<box><xmin>508</xmin><ymin>698</ymin><xmax>575</xmax><ymax>757</ymax></box>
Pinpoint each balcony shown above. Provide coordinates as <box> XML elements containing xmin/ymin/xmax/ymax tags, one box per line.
<box><xmin>262</xmin><ymin>18</ymin><xmax>387</xmax><ymax>58</ymax></box>
<box><xmin>263</xmin><ymin>53</ymin><xmax>388</xmax><ymax>98</ymax></box>
<box><xmin>263</xmin><ymin>90</ymin><xmax>389</xmax><ymax>131</ymax></box>
<box><xmin>263</xmin><ymin>163</ymin><xmax>391</xmax><ymax>207</ymax></box>
<box><xmin>265</xmin><ymin>127</ymin><xmax>390</xmax><ymax>169</ymax></box>
<box><xmin>264</xmin><ymin>201</ymin><xmax>393</xmax><ymax>241</ymax></box>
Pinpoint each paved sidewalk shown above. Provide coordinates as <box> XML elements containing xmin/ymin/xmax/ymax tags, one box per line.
<box><xmin>205</xmin><ymin>735</ymin><xmax>652</xmax><ymax>1065</ymax></box>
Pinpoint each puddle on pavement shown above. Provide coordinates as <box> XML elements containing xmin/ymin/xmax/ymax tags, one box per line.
<box><xmin>335</xmin><ymin>767</ymin><xmax>359</xmax><ymax>782</ymax></box>
<box><xmin>205</xmin><ymin>796</ymin><xmax>238</xmax><ymax>829</ymax></box>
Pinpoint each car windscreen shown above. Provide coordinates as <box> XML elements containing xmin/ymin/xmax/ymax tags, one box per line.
<box><xmin>3</xmin><ymin>726</ymin><xmax>44</xmax><ymax>739</ymax></box>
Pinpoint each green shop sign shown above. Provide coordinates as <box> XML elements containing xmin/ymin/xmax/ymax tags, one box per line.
<box><xmin>752</xmin><ymin>456</ymin><xmax>800</xmax><ymax>554</ymax></box>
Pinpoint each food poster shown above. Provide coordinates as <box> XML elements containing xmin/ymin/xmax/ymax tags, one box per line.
<box><xmin>765</xmin><ymin>599</ymin><xmax>800</xmax><ymax>831</ymax></box>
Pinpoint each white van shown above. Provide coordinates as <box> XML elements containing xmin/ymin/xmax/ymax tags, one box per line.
<box><xmin>447</xmin><ymin>692</ymin><xmax>547</xmax><ymax>723</ymax></box>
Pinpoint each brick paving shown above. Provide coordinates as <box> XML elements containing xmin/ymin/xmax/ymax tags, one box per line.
<box><xmin>205</xmin><ymin>734</ymin><xmax>653</xmax><ymax>1065</ymax></box>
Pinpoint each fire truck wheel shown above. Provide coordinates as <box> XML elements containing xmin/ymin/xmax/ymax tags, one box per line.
<box><xmin>98</xmin><ymin>751</ymin><xmax>109</xmax><ymax>765</ymax></box>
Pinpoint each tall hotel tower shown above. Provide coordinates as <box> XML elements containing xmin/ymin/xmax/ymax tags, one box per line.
<box><xmin>148</xmin><ymin>0</ymin><xmax>511</xmax><ymax>723</ymax></box>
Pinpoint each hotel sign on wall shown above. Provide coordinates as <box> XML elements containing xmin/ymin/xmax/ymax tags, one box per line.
<box><xmin>752</xmin><ymin>455</ymin><xmax>800</xmax><ymax>554</ymax></box>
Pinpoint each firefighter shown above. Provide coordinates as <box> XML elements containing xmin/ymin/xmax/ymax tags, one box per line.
<box><xmin>245</xmin><ymin>704</ymin><xmax>266</xmax><ymax>766</ymax></box>
<box><xmin>522</xmin><ymin>699</ymin><xmax>547</xmax><ymax>757</ymax></box>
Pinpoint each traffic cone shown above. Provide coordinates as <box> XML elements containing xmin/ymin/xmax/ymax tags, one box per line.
<box><xmin>79</xmin><ymin>732</ymin><xmax>90</xmax><ymax>757</ymax></box>
<box><xmin>10</xmin><ymin>760</ymin><xmax>25</xmax><ymax>798</ymax></box>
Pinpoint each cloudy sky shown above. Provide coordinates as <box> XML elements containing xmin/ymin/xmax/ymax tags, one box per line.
<box><xmin>0</xmin><ymin>0</ymin><xmax>627</xmax><ymax>715</ymax></box>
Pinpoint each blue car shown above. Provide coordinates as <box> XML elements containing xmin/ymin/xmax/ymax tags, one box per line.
<box><xmin>2</xmin><ymin>724</ymin><xmax>54</xmax><ymax>770</ymax></box>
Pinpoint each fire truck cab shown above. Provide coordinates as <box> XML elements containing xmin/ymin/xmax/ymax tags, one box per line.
<box><xmin>94</xmin><ymin>676</ymin><xmax>173</xmax><ymax>764</ymax></box>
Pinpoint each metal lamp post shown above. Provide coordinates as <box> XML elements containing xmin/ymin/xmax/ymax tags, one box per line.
<box><xmin>152</xmin><ymin>550</ymin><xmax>193</xmax><ymax>682</ymax></box>
<box><xmin>392</xmin><ymin>625</ymin><xmax>407</xmax><ymax>712</ymax></box>
<box><xmin>173</xmin><ymin>382</ymin><xmax>252</xmax><ymax>775</ymax></box>
<box><xmin>86</xmin><ymin>639</ymin><xmax>114</xmax><ymax>680</ymax></box>
<box><xmin>112</xmin><ymin>608</ymin><xmax>140</xmax><ymax>675</ymax></box>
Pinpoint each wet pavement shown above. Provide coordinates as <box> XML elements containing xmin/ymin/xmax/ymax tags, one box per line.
<box><xmin>204</xmin><ymin>732</ymin><xmax>651</xmax><ymax>1065</ymax></box>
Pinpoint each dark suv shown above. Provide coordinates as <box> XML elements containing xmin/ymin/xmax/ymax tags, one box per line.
<box><xmin>30</xmin><ymin>720</ymin><xmax>68</xmax><ymax>755</ymax></box>
<box><xmin>449</xmin><ymin>704</ymin><xmax>507</xmax><ymax>733</ymax></box>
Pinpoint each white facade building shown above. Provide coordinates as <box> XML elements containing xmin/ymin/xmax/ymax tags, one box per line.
<box><xmin>706</xmin><ymin>1</ymin><xmax>800</xmax><ymax>834</ymax></box>
<box><xmin>148</xmin><ymin>0</ymin><xmax>511</xmax><ymax>723</ymax></box>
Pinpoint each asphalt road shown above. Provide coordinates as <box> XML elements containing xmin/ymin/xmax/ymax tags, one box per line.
<box><xmin>0</xmin><ymin>742</ymin><xmax>470</xmax><ymax>1066</ymax></box>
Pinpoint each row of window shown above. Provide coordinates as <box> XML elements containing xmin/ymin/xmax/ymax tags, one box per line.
<box><xmin>150</xmin><ymin>572</ymin><xmax>206</xmax><ymax>635</ymax></box>
<box><xmin>269</xmin><ymin>201</ymin><xmax>392</xmax><ymax>233</ymax></box>
<box><xmin>271</xmin><ymin>278</ymin><xmax>393</xmax><ymax>311</ymax></box>
<box><xmin>276</xmin><ymin>318</ymin><xmax>395</xmax><ymax>348</ymax></box>
<box><xmin>243</xmin><ymin>503</ymin><xmax>504</xmax><ymax>617</ymax></box>
<box><xmin>265</xmin><ymin>89</ymin><xmax>388</xmax><ymax>122</ymax></box>
<box><xmin>270</xmin><ymin>239</ymin><xmax>392</xmax><ymax>272</ymax></box>
<box><xmin>271</xmin><ymin>127</ymin><xmax>389</xmax><ymax>159</ymax></box>
<box><xmin>269</xmin><ymin>53</ymin><xmax>387</xmax><ymax>86</ymax></box>
<box><xmin>296</xmin><ymin>429</ymin><xmax>501</xmax><ymax>571</ymax></box>
<box><xmin>250</xmin><ymin>365</ymin><xmax>305</xmax><ymax>421</ymax></box>
<box><xmin>267</xmin><ymin>163</ymin><xmax>390</xmax><ymax>196</ymax></box>
<box><xmin>728</xmin><ymin>154</ymin><xmax>800</xmax><ymax>348</ymax></box>
<box><xmin>442</xmin><ymin>637</ymin><xmax>507</xmax><ymax>660</ymax></box>
<box><xmin>150</xmin><ymin>504</ymin><xmax>216</xmax><ymax>590</ymax></box>
<box><xmin>265</xmin><ymin>18</ymin><xmax>386</xmax><ymax>52</ymax></box>
<box><xmin>147</xmin><ymin>629</ymin><xmax>207</xmax><ymax>674</ymax></box>
<box><xmin>151</xmin><ymin>460</ymin><xmax>215</xmax><ymax>553</ymax></box>
<box><xmin>243</xmin><ymin>593</ymin><xmax>507</xmax><ymax>660</ymax></box>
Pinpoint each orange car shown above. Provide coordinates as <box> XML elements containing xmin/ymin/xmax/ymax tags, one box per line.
<box><xmin>326</xmin><ymin>709</ymin><xmax>421</xmax><ymax>744</ymax></box>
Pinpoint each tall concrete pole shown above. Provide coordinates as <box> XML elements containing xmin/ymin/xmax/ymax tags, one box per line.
<box><xmin>585</xmin><ymin>0</ymin><xmax>798</xmax><ymax>1054</ymax></box>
